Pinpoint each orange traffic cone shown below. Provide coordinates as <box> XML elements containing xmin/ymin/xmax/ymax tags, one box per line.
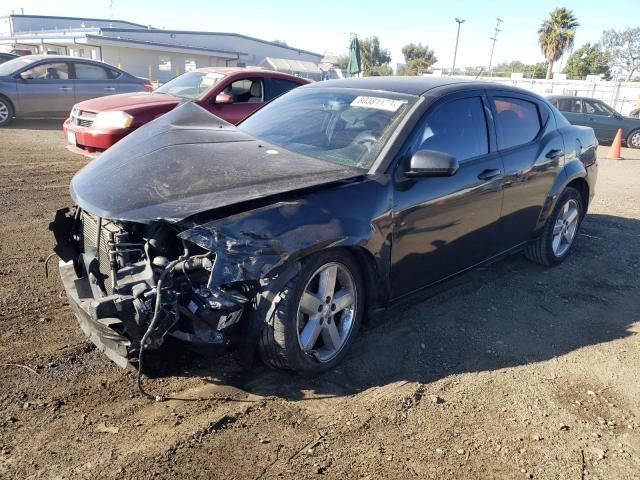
<box><xmin>608</xmin><ymin>128</ymin><xmax>623</xmax><ymax>160</ymax></box>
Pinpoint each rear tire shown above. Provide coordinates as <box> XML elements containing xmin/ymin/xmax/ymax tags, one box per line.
<box><xmin>0</xmin><ymin>97</ymin><xmax>14</xmax><ymax>127</ymax></box>
<box><xmin>626</xmin><ymin>129</ymin><xmax>640</xmax><ymax>149</ymax></box>
<box><xmin>525</xmin><ymin>187</ymin><xmax>583</xmax><ymax>266</ymax></box>
<box><xmin>258</xmin><ymin>249</ymin><xmax>364</xmax><ymax>376</ymax></box>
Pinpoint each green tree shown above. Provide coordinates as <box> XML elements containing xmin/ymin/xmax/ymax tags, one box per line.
<box><xmin>489</xmin><ymin>61</ymin><xmax>548</xmax><ymax>78</ymax></box>
<box><xmin>538</xmin><ymin>8</ymin><xmax>580</xmax><ymax>79</ymax></box>
<box><xmin>601</xmin><ymin>27</ymin><xmax>640</xmax><ymax>81</ymax></box>
<box><xmin>400</xmin><ymin>43</ymin><xmax>437</xmax><ymax>76</ymax></box>
<box><xmin>360</xmin><ymin>36</ymin><xmax>392</xmax><ymax>76</ymax></box>
<box><xmin>563</xmin><ymin>43</ymin><xmax>611</xmax><ymax>80</ymax></box>
<box><xmin>336</xmin><ymin>55</ymin><xmax>349</xmax><ymax>69</ymax></box>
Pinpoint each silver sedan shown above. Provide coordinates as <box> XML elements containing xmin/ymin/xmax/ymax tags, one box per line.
<box><xmin>0</xmin><ymin>55</ymin><xmax>150</xmax><ymax>126</ymax></box>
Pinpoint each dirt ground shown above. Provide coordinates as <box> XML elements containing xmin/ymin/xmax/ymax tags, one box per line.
<box><xmin>0</xmin><ymin>120</ymin><xmax>639</xmax><ymax>480</ymax></box>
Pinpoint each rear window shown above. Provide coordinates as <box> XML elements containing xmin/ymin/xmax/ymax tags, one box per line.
<box><xmin>494</xmin><ymin>97</ymin><xmax>541</xmax><ymax>150</ymax></box>
<box><xmin>271</xmin><ymin>78</ymin><xmax>302</xmax><ymax>98</ymax></box>
<box><xmin>74</xmin><ymin>63</ymin><xmax>119</xmax><ymax>80</ymax></box>
<box><xmin>556</xmin><ymin>98</ymin><xmax>581</xmax><ymax>113</ymax></box>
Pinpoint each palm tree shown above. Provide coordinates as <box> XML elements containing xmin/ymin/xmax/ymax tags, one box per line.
<box><xmin>538</xmin><ymin>8</ymin><xmax>580</xmax><ymax>79</ymax></box>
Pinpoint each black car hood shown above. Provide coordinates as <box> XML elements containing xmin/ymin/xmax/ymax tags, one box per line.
<box><xmin>71</xmin><ymin>102</ymin><xmax>363</xmax><ymax>223</ymax></box>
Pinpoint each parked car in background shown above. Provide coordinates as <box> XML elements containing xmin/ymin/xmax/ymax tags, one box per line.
<box><xmin>0</xmin><ymin>55</ymin><xmax>152</xmax><ymax>127</ymax></box>
<box><xmin>547</xmin><ymin>95</ymin><xmax>640</xmax><ymax>148</ymax></box>
<box><xmin>51</xmin><ymin>77</ymin><xmax>598</xmax><ymax>374</ymax></box>
<box><xmin>63</xmin><ymin>68</ymin><xmax>309</xmax><ymax>157</ymax></box>
<box><xmin>0</xmin><ymin>52</ymin><xmax>18</xmax><ymax>64</ymax></box>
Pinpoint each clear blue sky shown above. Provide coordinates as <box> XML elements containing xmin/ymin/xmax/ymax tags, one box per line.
<box><xmin>3</xmin><ymin>0</ymin><xmax>639</xmax><ymax>70</ymax></box>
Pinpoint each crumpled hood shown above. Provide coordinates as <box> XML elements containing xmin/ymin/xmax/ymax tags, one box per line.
<box><xmin>70</xmin><ymin>102</ymin><xmax>363</xmax><ymax>223</ymax></box>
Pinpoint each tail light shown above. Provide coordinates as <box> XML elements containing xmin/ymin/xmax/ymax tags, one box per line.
<box><xmin>143</xmin><ymin>83</ymin><xmax>154</xmax><ymax>92</ymax></box>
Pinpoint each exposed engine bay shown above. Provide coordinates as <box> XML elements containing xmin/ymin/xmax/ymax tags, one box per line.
<box><xmin>51</xmin><ymin>207</ymin><xmax>255</xmax><ymax>367</ymax></box>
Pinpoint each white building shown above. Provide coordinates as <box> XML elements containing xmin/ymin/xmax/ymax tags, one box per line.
<box><xmin>0</xmin><ymin>14</ymin><xmax>323</xmax><ymax>82</ymax></box>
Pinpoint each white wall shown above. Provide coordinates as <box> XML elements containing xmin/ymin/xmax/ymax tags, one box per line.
<box><xmin>100</xmin><ymin>45</ymin><xmax>232</xmax><ymax>82</ymax></box>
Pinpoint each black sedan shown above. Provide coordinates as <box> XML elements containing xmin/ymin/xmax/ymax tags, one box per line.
<box><xmin>51</xmin><ymin>77</ymin><xmax>598</xmax><ymax>376</ymax></box>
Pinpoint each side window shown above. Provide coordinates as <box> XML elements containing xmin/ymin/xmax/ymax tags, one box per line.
<box><xmin>20</xmin><ymin>62</ymin><xmax>69</xmax><ymax>80</ymax></box>
<box><xmin>584</xmin><ymin>100</ymin><xmax>612</xmax><ymax>116</ymax></box>
<box><xmin>408</xmin><ymin>96</ymin><xmax>488</xmax><ymax>162</ymax></box>
<box><xmin>222</xmin><ymin>78</ymin><xmax>264</xmax><ymax>103</ymax></box>
<box><xmin>557</xmin><ymin>98</ymin><xmax>581</xmax><ymax>113</ymax></box>
<box><xmin>74</xmin><ymin>63</ymin><xmax>111</xmax><ymax>80</ymax></box>
<box><xmin>271</xmin><ymin>78</ymin><xmax>302</xmax><ymax>98</ymax></box>
<box><xmin>493</xmin><ymin>97</ymin><xmax>541</xmax><ymax>150</ymax></box>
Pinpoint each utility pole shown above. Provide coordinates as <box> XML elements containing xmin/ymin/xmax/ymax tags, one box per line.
<box><xmin>451</xmin><ymin>18</ymin><xmax>465</xmax><ymax>76</ymax></box>
<box><xmin>487</xmin><ymin>17</ymin><xmax>503</xmax><ymax>78</ymax></box>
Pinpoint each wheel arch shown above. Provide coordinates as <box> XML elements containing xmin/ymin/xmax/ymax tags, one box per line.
<box><xmin>0</xmin><ymin>93</ymin><xmax>15</xmax><ymax>116</ymax></box>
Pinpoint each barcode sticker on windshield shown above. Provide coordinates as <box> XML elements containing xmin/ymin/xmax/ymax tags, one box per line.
<box><xmin>351</xmin><ymin>96</ymin><xmax>406</xmax><ymax>112</ymax></box>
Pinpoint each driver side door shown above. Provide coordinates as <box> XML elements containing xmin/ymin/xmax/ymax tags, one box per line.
<box><xmin>15</xmin><ymin>61</ymin><xmax>74</xmax><ymax>116</ymax></box>
<box><xmin>583</xmin><ymin>99</ymin><xmax>619</xmax><ymax>142</ymax></box>
<box><xmin>390</xmin><ymin>92</ymin><xmax>505</xmax><ymax>299</ymax></box>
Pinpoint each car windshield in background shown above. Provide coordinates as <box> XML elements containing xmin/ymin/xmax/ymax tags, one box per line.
<box><xmin>239</xmin><ymin>88</ymin><xmax>417</xmax><ymax>169</ymax></box>
<box><xmin>155</xmin><ymin>71</ymin><xmax>225</xmax><ymax>99</ymax></box>
<box><xmin>0</xmin><ymin>56</ymin><xmax>36</xmax><ymax>76</ymax></box>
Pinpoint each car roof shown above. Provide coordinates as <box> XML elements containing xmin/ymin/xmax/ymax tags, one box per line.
<box><xmin>15</xmin><ymin>54</ymin><xmax>124</xmax><ymax>69</ymax></box>
<box><xmin>194</xmin><ymin>66</ymin><xmax>307</xmax><ymax>80</ymax></box>
<box><xmin>303</xmin><ymin>76</ymin><xmax>540</xmax><ymax>98</ymax></box>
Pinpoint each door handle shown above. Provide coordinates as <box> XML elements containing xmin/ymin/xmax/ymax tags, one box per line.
<box><xmin>59</xmin><ymin>86</ymin><xmax>72</xmax><ymax>91</ymax></box>
<box><xmin>477</xmin><ymin>169</ymin><xmax>501</xmax><ymax>181</ymax></box>
<box><xmin>103</xmin><ymin>87</ymin><xmax>116</xmax><ymax>91</ymax></box>
<box><xmin>545</xmin><ymin>149</ymin><xmax>564</xmax><ymax>159</ymax></box>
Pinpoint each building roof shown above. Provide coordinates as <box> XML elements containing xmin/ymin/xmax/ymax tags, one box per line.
<box><xmin>84</xmin><ymin>34</ymin><xmax>245</xmax><ymax>58</ymax></box>
<box><xmin>100</xmin><ymin>28</ymin><xmax>322</xmax><ymax>58</ymax></box>
<box><xmin>260</xmin><ymin>57</ymin><xmax>321</xmax><ymax>74</ymax></box>
<box><xmin>3</xmin><ymin>13</ymin><xmax>148</xmax><ymax>30</ymax></box>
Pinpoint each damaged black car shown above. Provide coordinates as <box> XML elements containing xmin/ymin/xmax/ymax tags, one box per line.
<box><xmin>51</xmin><ymin>77</ymin><xmax>598</xmax><ymax>375</ymax></box>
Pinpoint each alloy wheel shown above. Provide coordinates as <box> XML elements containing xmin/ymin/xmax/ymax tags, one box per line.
<box><xmin>630</xmin><ymin>131</ymin><xmax>640</xmax><ymax>148</ymax></box>
<box><xmin>552</xmin><ymin>198</ymin><xmax>579</xmax><ymax>257</ymax></box>
<box><xmin>296</xmin><ymin>262</ymin><xmax>357</xmax><ymax>363</ymax></box>
<box><xmin>0</xmin><ymin>101</ymin><xmax>9</xmax><ymax>123</ymax></box>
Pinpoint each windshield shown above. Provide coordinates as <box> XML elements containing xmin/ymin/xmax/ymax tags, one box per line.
<box><xmin>155</xmin><ymin>71</ymin><xmax>225</xmax><ymax>99</ymax></box>
<box><xmin>239</xmin><ymin>87</ymin><xmax>417</xmax><ymax>169</ymax></box>
<box><xmin>0</xmin><ymin>56</ymin><xmax>36</xmax><ymax>76</ymax></box>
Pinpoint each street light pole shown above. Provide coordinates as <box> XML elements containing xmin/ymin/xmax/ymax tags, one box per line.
<box><xmin>487</xmin><ymin>17</ymin><xmax>503</xmax><ymax>78</ymax></box>
<box><xmin>451</xmin><ymin>17</ymin><xmax>465</xmax><ymax>76</ymax></box>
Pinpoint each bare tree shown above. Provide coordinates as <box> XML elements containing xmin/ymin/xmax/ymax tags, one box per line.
<box><xmin>601</xmin><ymin>27</ymin><xmax>640</xmax><ymax>81</ymax></box>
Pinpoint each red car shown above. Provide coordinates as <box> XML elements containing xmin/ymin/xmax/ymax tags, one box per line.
<box><xmin>63</xmin><ymin>68</ymin><xmax>309</xmax><ymax>156</ymax></box>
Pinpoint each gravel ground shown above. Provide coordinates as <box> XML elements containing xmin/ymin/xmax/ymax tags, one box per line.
<box><xmin>0</xmin><ymin>120</ymin><xmax>639</xmax><ymax>479</ymax></box>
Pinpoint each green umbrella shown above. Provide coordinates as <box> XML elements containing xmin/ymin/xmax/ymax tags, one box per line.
<box><xmin>346</xmin><ymin>36</ymin><xmax>361</xmax><ymax>77</ymax></box>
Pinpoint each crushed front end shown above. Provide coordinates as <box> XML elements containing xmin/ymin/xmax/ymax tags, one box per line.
<box><xmin>50</xmin><ymin>207</ymin><xmax>250</xmax><ymax>367</ymax></box>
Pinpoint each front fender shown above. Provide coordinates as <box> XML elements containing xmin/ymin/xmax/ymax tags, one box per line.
<box><xmin>178</xmin><ymin>175</ymin><xmax>394</xmax><ymax>294</ymax></box>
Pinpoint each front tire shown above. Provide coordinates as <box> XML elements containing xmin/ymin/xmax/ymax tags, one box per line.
<box><xmin>626</xmin><ymin>129</ymin><xmax>640</xmax><ymax>149</ymax></box>
<box><xmin>0</xmin><ymin>97</ymin><xmax>14</xmax><ymax>127</ymax></box>
<box><xmin>258</xmin><ymin>250</ymin><xmax>364</xmax><ymax>375</ymax></box>
<box><xmin>525</xmin><ymin>187</ymin><xmax>583</xmax><ymax>266</ymax></box>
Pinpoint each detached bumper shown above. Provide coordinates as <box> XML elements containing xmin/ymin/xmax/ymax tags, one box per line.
<box><xmin>58</xmin><ymin>259</ymin><xmax>132</xmax><ymax>368</ymax></box>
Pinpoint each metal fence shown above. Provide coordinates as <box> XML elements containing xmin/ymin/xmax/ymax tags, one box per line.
<box><xmin>450</xmin><ymin>75</ymin><xmax>640</xmax><ymax>115</ymax></box>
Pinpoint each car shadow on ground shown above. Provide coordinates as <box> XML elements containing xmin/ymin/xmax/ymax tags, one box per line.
<box><xmin>6</xmin><ymin>119</ymin><xmax>64</xmax><ymax>131</ymax></box>
<box><xmin>148</xmin><ymin>213</ymin><xmax>640</xmax><ymax>401</ymax></box>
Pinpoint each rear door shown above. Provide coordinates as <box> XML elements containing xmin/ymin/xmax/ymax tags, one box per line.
<box><xmin>268</xmin><ymin>77</ymin><xmax>304</xmax><ymax>100</ymax></box>
<box><xmin>390</xmin><ymin>92</ymin><xmax>505</xmax><ymax>297</ymax></box>
<box><xmin>490</xmin><ymin>92</ymin><xmax>564</xmax><ymax>252</ymax></box>
<box><xmin>15</xmin><ymin>61</ymin><xmax>74</xmax><ymax>116</ymax></box>
<box><xmin>207</xmin><ymin>77</ymin><xmax>266</xmax><ymax>124</ymax></box>
<box><xmin>554</xmin><ymin>97</ymin><xmax>586</xmax><ymax>126</ymax></box>
<box><xmin>72</xmin><ymin>62</ymin><xmax>121</xmax><ymax>103</ymax></box>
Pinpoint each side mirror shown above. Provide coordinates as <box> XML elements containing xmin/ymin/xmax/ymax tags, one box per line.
<box><xmin>215</xmin><ymin>93</ymin><xmax>233</xmax><ymax>105</ymax></box>
<box><xmin>406</xmin><ymin>149</ymin><xmax>459</xmax><ymax>177</ymax></box>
